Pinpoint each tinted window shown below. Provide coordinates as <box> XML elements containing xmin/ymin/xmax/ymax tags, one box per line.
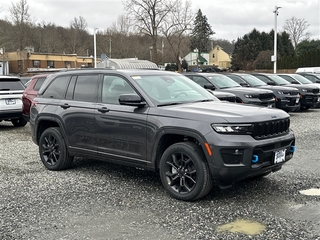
<box><xmin>34</xmin><ymin>77</ymin><xmax>47</xmax><ymax>91</ymax></box>
<box><xmin>65</xmin><ymin>76</ymin><xmax>77</xmax><ymax>100</ymax></box>
<box><xmin>0</xmin><ymin>80</ymin><xmax>25</xmax><ymax>90</ymax></box>
<box><xmin>254</xmin><ymin>75</ymin><xmax>270</xmax><ymax>83</ymax></box>
<box><xmin>189</xmin><ymin>76</ymin><xmax>211</xmax><ymax>88</ymax></box>
<box><xmin>73</xmin><ymin>75</ymin><xmax>99</xmax><ymax>102</ymax></box>
<box><xmin>42</xmin><ymin>76</ymin><xmax>70</xmax><ymax>99</ymax></box>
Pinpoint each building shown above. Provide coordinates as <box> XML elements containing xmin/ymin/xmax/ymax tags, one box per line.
<box><xmin>183</xmin><ymin>50</ymin><xmax>209</xmax><ymax>70</ymax></box>
<box><xmin>209</xmin><ymin>45</ymin><xmax>231</xmax><ymax>69</ymax></box>
<box><xmin>4</xmin><ymin>48</ymin><xmax>94</xmax><ymax>75</ymax></box>
<box><xmin>183</xmin><ymin>45</ymin><xmax>231</xmax><ymax>71</ymax></box>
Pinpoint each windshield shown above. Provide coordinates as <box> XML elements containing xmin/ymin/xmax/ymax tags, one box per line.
<box><xmin>132</xmin><ymin>74</ymin><xmax>217</xmax><ymax>106</ymax></box>
<box><xmin>293</xmin><ymin>74</ymin><xmax>313</xmax><ymax>84</ymax></box>
<box><xmin>267</xmin><ymin>74</ymin><xmax>291</xmax><ymax>85</ymax></box>
<box><xmin>207</xmin><ymin>75</ymin><xmax>241</xmax><ymax>88</ymax></box>
<box><xmin>242</xmin><ymin>75</ymin><xmax>267</xmax><ymax>86</ymax></box>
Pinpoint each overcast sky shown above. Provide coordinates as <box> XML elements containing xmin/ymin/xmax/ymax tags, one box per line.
<box><xmin>1</xmin><ymin>0</ymin><xmax>319</xmax><ymax>42</ymax></box>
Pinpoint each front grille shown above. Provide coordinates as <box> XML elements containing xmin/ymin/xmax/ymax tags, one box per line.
<box><xmin>219</xmin><ymin>96</ymin><xmax>236</xmax><ymax>102</ymax></box>
<box><xmin>259</xmin><ymin>93</ymin><xmax>274</xmax><ymax>100</ymax></box>
<box><xmin>310</xmin><ymin>88</ymin><xmax>320</xmax><ymax>94</ymax></box>
<box><xmin>252</xmin><ymin>118</ymin><xmax>290</xmax><ymax>139</ymax></box>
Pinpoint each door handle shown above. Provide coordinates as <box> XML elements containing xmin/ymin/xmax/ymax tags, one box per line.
<box><xmin>60</xmin><ymin>103</ymin><xmax>70</xmax><ymax>109</ymax></box>
<box><xmin>98</xmin><ymin>107</ymin><xmax>110</xmax><ymax>113</ymax></box>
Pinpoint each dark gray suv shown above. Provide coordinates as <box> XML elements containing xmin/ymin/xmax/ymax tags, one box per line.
<box><xmin>30</xmin><ymin>69</ymin><xmax>296</xmax><ymax>201</ymax></box>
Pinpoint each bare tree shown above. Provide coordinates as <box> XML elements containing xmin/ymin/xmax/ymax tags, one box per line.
<box><xmin>67</xmin><ymin>16</ymin><xmax>90</xmax><ymax>55</ymax></box>
<box><xmin>124</xmin><ymin>0</ymin><xmax>172</xmax><ymax>64</ymax></box>
<box><xmin>283</xmin><ymin>17</ymin><xmax>310</xmax><ymax>49</ymax></box>
<box><xmin>10</xmin><ymin>0</ymin><xmax>33</xmax><ymax>50</ymax></box>
<box><xmin>109</xmin><ymin>15</ymin><xmax>133</xmax><ymax>36</ymax></box>
<box><xmin>161</xmin><ymin>0</ymin><xmax>193</xmax><ymax>71</ymax></box>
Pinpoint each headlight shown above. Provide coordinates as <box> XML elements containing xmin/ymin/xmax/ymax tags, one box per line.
<box><xmin>301</xmin><ymin>89</ymin><xmax>307</xmax><ymax>92</ymax></box>
<box><xmin>244</xmin><ymin>94</ymin><xmax>259</xmax><ymax>98</ymax></box>
<box><xmin>211</xmin><ymin>124</ymin><xmax>253</xmax><ymax>134</ymax></box>
<box><xmin>277</xmin><ymin>91</ymin><xmax>285</xmax><ymax>95</ymax></box>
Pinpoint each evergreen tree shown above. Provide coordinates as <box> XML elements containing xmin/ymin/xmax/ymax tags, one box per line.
<box><xmin>189</xmin><ymin>9</ymin><xmax>214</xmax><ymax>54</ymax></box>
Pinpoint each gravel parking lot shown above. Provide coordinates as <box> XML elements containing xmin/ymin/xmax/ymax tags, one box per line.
<box><xmin>0</xmin><ymin>108</ymin><xmax>319</xmax><ymax>240</ymax></box>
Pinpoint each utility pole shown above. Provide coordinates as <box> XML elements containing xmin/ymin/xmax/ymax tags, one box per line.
<box><xmin>94</xmin><ymin>27</ymin><xmax>98</xmax><ymax>68</ymax></box>
<box><xmin>273</xmin><ymin>6</ymin><xmax>281</xmax><ymax>73</ymax></box>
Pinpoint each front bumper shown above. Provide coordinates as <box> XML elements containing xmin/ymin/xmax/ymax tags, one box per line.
<box><xmin>300</xmin><ymin>94</ymin><xmax>320</xmax><ymax>108</ymax></box>
<box><xmin>276</xmin><ymin>96</ymin><xmax>300</xmax><ymax>112</ymax></box>
<box><xmin>204</xmin><ymin>130</ymin><xmax>295</xmax><ymax>188</ymax></box>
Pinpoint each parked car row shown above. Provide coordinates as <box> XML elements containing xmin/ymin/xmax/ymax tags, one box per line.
<box><xmin>3</xmin><ymin>70</ymin><xmax>320</xmax><ymax>128</ymax></box>
<box><xmin>183</xmin><ymin>72</ymin><xmax>320</xmax><ymax>112</ymax></box>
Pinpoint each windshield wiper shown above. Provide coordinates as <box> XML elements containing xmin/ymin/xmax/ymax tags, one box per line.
<box><xmin>194</xmin><ymin>99</ymin><xmax>214</xmax><ymax>103</ymax></box>
<box><xmin>157</xmin><ymin>102</ymin><xmax>184</xmax><ymax>107</ymax></box>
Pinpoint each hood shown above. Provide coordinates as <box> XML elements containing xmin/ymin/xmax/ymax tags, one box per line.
<box><xmin>220</xmin><ymin>87</ymin><xmax>272</xmax><ymax>94</ymax></box>
<box><xmin>285</xmin><ymin>84</ymin><xmax>320</xmax><ymax>90</ymax></box>
<box><xmin>258</xmin><ymin>85</ymin><xmax>299</xmax><ymax>91</ymax></box>
<box><xmin>156</xmin><ymin>101</ymin><xmax>289</xmax><ymax>124</ymax></box>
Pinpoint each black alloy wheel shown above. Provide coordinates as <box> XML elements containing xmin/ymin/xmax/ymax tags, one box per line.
<box><xmin>159</xmin><ymin>142</ymin><xmax>213</xmax><ymax>201</ymax></box>
<box><xmin>39</xmin><ymin>127</ymin><xmax>73</xmax><ymax>171</ymax></box>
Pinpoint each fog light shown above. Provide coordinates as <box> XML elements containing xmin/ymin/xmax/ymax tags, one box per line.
<box><xmin>252</xmin><ymin>155</ymin><xmax>259</xmax><ymax>163</ymax></box>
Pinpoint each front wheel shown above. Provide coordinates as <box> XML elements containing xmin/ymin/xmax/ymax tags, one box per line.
<box><xmin>39</xmin><ymin>127</ymin><xmax>73</xmax><ymax>170</ymax></box>
<box><xmin>159</xmin><ymin>142</ymin><xmax>213</xmax><ymax>201</ymax></box>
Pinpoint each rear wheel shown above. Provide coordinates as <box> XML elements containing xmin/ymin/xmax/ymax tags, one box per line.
<box><xmin>39</xmin><ymin>127</ymin><xmax>73</xmax><ymax>170</ymax></box>
<box><xmin>11</xmin><ymin>117</ymin><xmax>27</xmax><ymax>127</ymax></box>
<box><xmin>159</xmin><ymin>142</ymin><xmax>213</xmax><ymax>201</ymax></box>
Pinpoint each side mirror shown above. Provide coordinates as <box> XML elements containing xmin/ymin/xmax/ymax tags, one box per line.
<box><xmin>267</xmin><ymin>81</ymin><xmax>275</xmax><ymax>85</ymax></box>
<box><xmin>119</xmin><ymin>93</ymin><xmax>146</xmax><ymax>107</ymax></box>
<box><xmin>204</xmin><ymin>84</ymin><xmax>215</xmax><ymax>90</ymax></box>
<box><xmin>239</xmin><ymin>82</ymin><xmax>250</xmax><ymax>87</ymax></box>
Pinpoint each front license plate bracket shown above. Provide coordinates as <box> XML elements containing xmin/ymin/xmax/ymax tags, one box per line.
<box><xmin>274</xmin><ymin>149</ymin><xmax>286</xmax><ymax>164</ymax></box>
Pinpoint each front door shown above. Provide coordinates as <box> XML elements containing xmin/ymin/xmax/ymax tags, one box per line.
<box><xmin>95</xmin><ymin>74</ymin><xmax>149</xmax><ymax>165</ymax></box>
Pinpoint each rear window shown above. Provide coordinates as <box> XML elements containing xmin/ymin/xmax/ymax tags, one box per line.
<box><xmin>0</xmin><ymin>80</ymin><xmax>25</xmax><ymax>90</ymax></box>
<box><xmin>34</xmin><ymin>77</ymin><xmax>47</xmax><ymax>91</ymax></box>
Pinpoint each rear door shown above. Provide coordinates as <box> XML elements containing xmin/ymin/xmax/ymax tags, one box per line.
<box><xmin>57</xmin><ymin>74</ymin><xmax>98</xmax><ymax>155</ymax></box>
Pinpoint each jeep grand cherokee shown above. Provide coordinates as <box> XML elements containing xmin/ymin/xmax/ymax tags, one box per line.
<box><xmin>29</xmin><ymin>69</ymin><xmax>295</xmax><ymax>201</ymax></box>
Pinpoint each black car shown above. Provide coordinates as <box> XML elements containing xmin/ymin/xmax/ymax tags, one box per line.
<box><xmin>183</xmin><ymin>72</ymin><xmax>275</xmax><ymax>107</ymax></box>
<box><xmin>276</xmin><ymin>73</ymin><xmax>320</xmax><ymax>87</ymax></box>
<box><xmin>30</xmin><ymin>69</ymin><xmax>295</xmax><ymax>201</ymax></box>
<box><xmin>225</xmin><ymin>73</ymin><xmax>300</xmax><ymax>112</ymax></box>
<box><xmin>296</xmin><ymin>72</ymin><xmax>320</xmax><ymax>83</ymax></box>
<box><xmin>250</xmin><ymin>73</ymin><xmax>320</xmax><ymax>110</ymax></box>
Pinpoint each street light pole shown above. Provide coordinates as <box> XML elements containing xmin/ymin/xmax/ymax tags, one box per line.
<box><xmin>273</xmin><ymin>6</ymin><xmax>281</xmax><ymax>73</ymax></box>
<box><xmin>94</xmin><ymin>27</ymin><xmax>98</xmax><ymax>68</ymax></box>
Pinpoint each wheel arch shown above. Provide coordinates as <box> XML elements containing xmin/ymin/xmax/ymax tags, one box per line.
<box><xmin>152</xmin><ymin>127</ymin><xmax>210</xmax><ymax>172</ymax></box>
<box><xmin>35</xmin><ymin>116</ymin><xmax>66</xmax><ymax>145</ymax></box>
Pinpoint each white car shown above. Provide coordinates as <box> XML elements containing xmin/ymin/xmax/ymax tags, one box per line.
<box><xmin>0</xmin><ymin>76</ymin><xmax>27</xmax><ymax>127</ymax></box>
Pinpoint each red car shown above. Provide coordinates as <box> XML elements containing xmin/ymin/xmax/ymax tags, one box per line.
<box><xmin>22</xmin><ymin>74</ymin><xmax>50</xmax><ymax>121</ymax></box>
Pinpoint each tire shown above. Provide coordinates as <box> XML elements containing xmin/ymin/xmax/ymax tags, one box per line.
<box><xmin>39</xmin><ymin>127</ymin><xmax>73</xmax><ymax>171</ymax></box>
<box><xmin>11</xmin><ymin>117</ymin><xmax>27</xmax><ymax>127</ymax></box>
<box><xmin>159</xmin><ymin>142</ymin><xmax>213</xmax><ymax>201</ymax></box>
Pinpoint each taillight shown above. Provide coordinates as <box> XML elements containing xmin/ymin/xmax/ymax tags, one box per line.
<box><xmin>32</xmin><ymin>101</ymin><xmax>38</xmax><ymax>107</ymax></box>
